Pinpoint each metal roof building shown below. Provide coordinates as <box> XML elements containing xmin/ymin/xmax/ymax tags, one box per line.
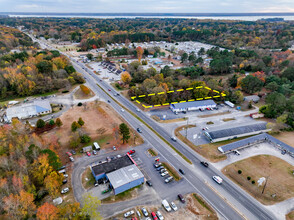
<box><xmin>170</xmin><ymin>100</ymin><xmax>216</xmax><ymax>113</ymax></box>
<box><xmin>204</xmin><ymin>122</ymin><xmax>270</xmax><ymax>143</ymax></box>
<box><xmin>218</xmin><ymin>133</ymin><xmax>294</xmax><ymax>157</ymax></box>
<box><xmin>106</xmin><ymin>164</ymin><xmax>144</xmax><ymax>195</ymax></box>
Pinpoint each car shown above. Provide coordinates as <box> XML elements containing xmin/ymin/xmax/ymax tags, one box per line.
<box><xmin>159</xmin><ymin>168</ymin><xmax>167</xmax><ymax>173</ymax></box>
<box><xmin>170</xmin><ymin>202</ymin><xmax>178</xmax><ymax>211</ymax></box>
<box><xmin>205</xmin><ymin>127</ymin><xmax>209</xmax><ymax>130</ymax></box>
<box><xmin>86</xmin><ymin>152</ymin><xmax>91</xmax><ymax>157</ymax></box>
<box><xmin>178</xmin><ymin>194</ymin><xmax>185</xmax><ymax>203</ymax></box>
<box><xmin>66</xmin><ymin>152</ymin><xmax>72</xmax><ymax>157</ymax></box>
<box><xmin>108</xmin><ymin>89</ymin><xmax>111</xmax><ymax>91</ymax></box>
<box><xmin>165</xmin><ymin>176</ymin><xmax>173</xmax><ymax>183</ymax></box>
<box><xmin>71</xmin><ymin>150</ymin><xmax>76</xmax><ymax>155</ymax></box>
<box><xmin>151</xmin><ymin>212</ymin><xmax>158</xmax><ymax>220</ymax></box>
<box><xmin>94</xmin><ymin>182</ymin><xmax>99</xmax><ymax>187</ymax></box>
<box><xmin>281</xmin><ymin>149</ymin><xmax>287</xmax><ymax>155</ymax></box>
<box><xmin>212</xmin><ymin>175</ymin><xmax>223</xmax><ymax>184</ymax></box>
<box><xmin>200</xmin><ymin>161</ymin><xmax>209</xmax><ymax>167</ymax></box>
<box><xmin>202</xmin><ymin>127</ymin><xmax>206</xmax><ymax>130</ymax></box>
<box><xmin>136</xmin><ymin>210</ymin><xmax>141</xmax><ymax>217</ymax></box>
<box><xmin>93</xmin><ymin>150</ymin><xmax>97</xmax><ymax>155</ymax></box>
<box><xmin>100</xmin><ymin>79</ymin><xmax>102</xmax><ymax>81</ymax></box>
<box><xmin>121</xmin><ymin>108</ymin><xmax>125</xmax><ymax>112</ymax></box>
<box><xmin>124</xmin><ymin>210</ymin><xmax>134</xmax><ymax>218</ymax></box>
<box><xmin>146</xmin><ymin>180</ymin><xmax>152</xmax><ymax>186</ymax></box>
<box><xmin>234</xmin><ymin>150</ymin><xmax>240</xmax><ymax>155</ymax></box>
<box><xmin>113</xmin><ymin>146</ymin><xmax>117</xmax><ymax>151</ymax></box>
<box><xmin>63</xmin><ymin>174</ymin><xmax>68</xmax><ymax>178</ymax></box>
<box><xmin>136</xmin><ymin>108</ymin><xmax>140</xmax><ymax>112</ymax></box>
<box><xmin>199</xmin><ymin>108</ymin><xmax>204</xmax><ymax>111</ymax></box>
<box><xmin>117</xmin><ymin>93</ymin><xmax>120</xmax><ymax>96</ymax></box>
<box><xmin>161</xmin><ymin>171</ymin><xmax>168</xmax><ymax>177</ymax></box>
<box><xmin>117</xmin><ymin>154</ymin><xmax>122</xmax><ymax>158</ymax></box>
<box><xmin>156</xmin><ymin>166</ymin><xmax>164</xmax><ymax>171</ymax></box>
<box><xmin>137</xmin><ymin>128</ymin><xmax>142</xmax><ymax>133</ymax></box>
<box><xmin>107</xmin><ymin>100</ymin><xmax>111</xmax><ymax>103</ymax></box>
<box><xmin>61</xmin><ymin>187</ymin><xmax>69</xmax><ymax>194</ymax></box>
<box><xmin>162</xmin><ymin>200</ymin><xmax>172</xmax><ymax>212</ymax></box>
<box><xmin>154</xmin><ymin>163</ymin><xmax>162</xmax><ymax>168</ymax></box>
<box><xmin>156</xmin><ymin>211</ymin><xmax>164</xmax><ymax>220</ymax></box>
<box><xmin>128</xmin><ymin>150</ymin><xmax>136</xmax><ymax>155</ymax></box>
<box><xmin>62</xmin><ymin>179</ymin><xmax>67</xmax><ymax>184</ymax></box>
<box><xmin>69</xmin><ymin>156</ymin><xmax>74</xmax><ymax>162</ymax></box>
<box><xmin>171</xmin><ymin>136</ymin><xmax>177</xmax><ymax>142</ymax></box>
<box><xmin>179</xmin><ymin>169</ymin><xmax>185</xmax><ymax>175</ymax></box>
<box><xmin>206</xmin><ymin>107</ymin><xmax>211</xmax><ymax>110</ymax></box>
<box><xmin>142</xmin><ymin>208</ymin><xmax>148</xmax><ymax>217</ymax></box>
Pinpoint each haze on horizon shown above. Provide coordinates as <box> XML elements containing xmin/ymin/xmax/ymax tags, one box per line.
<box><xmin>1</xmin><ymin>0</ymin><xmax>294</xmax><ymax>14</ymax></box>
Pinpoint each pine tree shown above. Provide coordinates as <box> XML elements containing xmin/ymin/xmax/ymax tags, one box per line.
<box><xmin>119</xmin><ymin>123</ymin><xmax>130</xmax><ymax>144</ymax></box>
<box><xmin>78</xmin><ymin>117</ymin><xmax>85</xmax><ymax>126</ymax></box>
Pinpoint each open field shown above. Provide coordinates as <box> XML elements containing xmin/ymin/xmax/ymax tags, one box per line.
<box><xmin>222</xmin><ymin>155</ymin><xmax>294</xmax><ymax>205</ymax></box>
<box><xmin>272</xmin><ymin>131</ymin><xmax>294</xmax><ymax>147</ymax></box>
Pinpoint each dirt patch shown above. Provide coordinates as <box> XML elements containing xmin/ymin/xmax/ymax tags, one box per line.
<box><xmin>222</xmin><ymin>155</ymin><xmax>294</xmax><ymax>205</ymax></box>
<box><xmin>175</xmin><ymin>125</ymin><xmax>227</xmax><ymax>162</ymax></box>
<box><xmin>272</xmin><ymin>131</ymin><xmax>294</xmax><ymax>147</ymax></box>
<box><xmin>287</xmin><ymin>210</ymin><xmax>294</xmax><ymax>220</ymax></box>
<box><xmin>74</xmin><ymin>87</ymin><xmax>95</xmax><ymax>100</ymax></box>
<box><xmin>198</xmin><ymin>111</ymin><xmax>230</xmax><ymax>118</ymax></box>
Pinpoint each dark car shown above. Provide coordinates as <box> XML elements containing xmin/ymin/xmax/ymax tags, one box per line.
<box><xmin>179</xmin><ymin>169</ymin><xmax>185</xmax><ymax>175</ymax></box>
<box><xmin>137</xmin><ymin>128</ymin><xmax>142</xmax><ymax>133</ymax></box>
<box><xmin>62</xmin><ymin>179</ymin><xmax>67</xmax><ymax>184</ymax></box>
<box><xmin>156</xmin><ymin>166</ymin><xmax>164</xmax><ymax>171</ymax></box>
<box><xmin>107</xmin><ymin>100</ymin><xmax>111</xmax><ymax>103</ymax></box>
<box><xmin>178</xmin><ymin>194</ymin><xmax>185</xmax><ymax>203</ymax></box>
<box><xmin>71</xmin><ymin>150</ymin><xmax>76</xmax><ymax>155</ymax></box>
<box><xmin>201</xmin><ymin>161</ymin><xmax>209</xmax><ymax>167</ymax></box>
<box><xmin>146</xmin><ymin>180</ymin><xmax>152</xmax><ymax>187</ymax></box>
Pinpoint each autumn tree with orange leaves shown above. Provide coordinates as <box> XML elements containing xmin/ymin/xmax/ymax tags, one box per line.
<box><xmin>37</xmin><ymin>202</ymin><xmax>59</xmax><ymax>220</ymax></box>
<box><xmin>121</xmin><ymin>71</ymin><xmax>132</xmax><ymax>84</ymax></box>
<box><xmin>136</xmin><ymin>46</ymin><xmax>144</xmax><ymax>62</ymax></box>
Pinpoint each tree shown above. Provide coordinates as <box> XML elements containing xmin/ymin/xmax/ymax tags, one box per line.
<box><xmin>119</xmin><ymin>123</ymin><xmax>130</xmax><ymax>144</ymax></box>
<box><xmin>78</xmin><ymin>117</ymin><xmax>85</xmax><ymax>126</ymax></box>
<box><xmin>265</xmin><ymin>92</ymin><xmax>286</xmax><ymax>116</ymax></box>
<box><xmin>55</xmin><ymin>118</ymin><xmax>63</xmax><ymax>127</ymax></box>
<box><xmin>81</xmin><ymin>193</ymin><xmax>102</xmax><ymax>220</ymax></box>
<box><xmin>86</xmin><ymin>53</ymin><xmax>93</xmax><ymax>60</ymax></box>
<box><xmin>230</xmin><ymin>90</ymin><xmax>244</xmax><ymax>104</ymax></box>
<box><xmin>80</xmin><ymin>134</ymin><xmax>91</xmax><ymax>143</ymax></box>
<box><xmin>241</xmin><ymin>75</ymin><xmax>264</xmax><ymax>94</ymax></box>
<box><xmin>44</xmin><ymin>171</ymin><xmax>62</xmax><ymax>197</ymax></box>
<box><xmin>37</xmin><ymin>202</ymin><xmax>59</xmax><ymax>220</ymax></box>
<box><xmin>36</xmin><ymin>119</ymin><xmax>46</xmax><ymax>128</ymax></box>
<box><xmin>121</xmin><ymin>71</ymin><xmax>132</xmax><ymax>84</ymax></box>
<box><xmin>181</xmin><ymin>53</ymin><xmax>188</xmax><ymax>63</ymax></box>
<box><xmin>71</xmin><ymin>121</ymin><xmax>80</xmax><ymax>132</ymax></box>
<box><xmin>49</xmin><ymin>119</ymin><xmax>55</xmax><ymax>126</ymax></box>
<box><xmin>229</xmin><ymin>74</ymin><xmax>238</xmax><ymax>88</ymax></box>
<box><xmin>136</xmin><ymin>46</ymin><xmax>143</xmax><ymax>62</ymax></box>
<box><xmin>282</xmin><ymin>67</ymin><xmax>294</xmax><ymax>81</ymax></box>
<box><xmin>80</xmin><ymin>85</ymin><xmax>91</xmax><ymax>95</ymax></box>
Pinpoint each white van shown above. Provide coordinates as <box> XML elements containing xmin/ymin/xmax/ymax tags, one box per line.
<box><xmin>162</xmin><ymin>199</ymin><xmax>172</xmax><ymax>212</ymax></box>
<box><xmin>93</xmin><ymin>142</ymin><xmax>100</xmax><ymax>151</ymax></box>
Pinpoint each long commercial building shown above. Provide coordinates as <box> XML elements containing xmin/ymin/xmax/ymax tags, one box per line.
<box><xmin>204</xmin><ymin>122</ymin><xmax>270</xmax><ymax>143</ymax></box>
<box><xmin>170</xmin><ymin>100</ymin><xmax>216</xmax><ymax>113</ymax></box>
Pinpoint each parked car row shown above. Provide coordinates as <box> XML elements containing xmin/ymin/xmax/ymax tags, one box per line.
<box><xmin>154</xmin><ymin>162</ymin><xmax>174</xmax><ymax>184</ymax></box>
<box><xmin>140</xmin><ymin>207</ymin><xmax>165</xmax><ymax>220</ymax></box>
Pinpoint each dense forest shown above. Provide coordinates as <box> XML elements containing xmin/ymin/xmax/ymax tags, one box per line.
<box><xmin>1</xmin><ymin>17</ymin><xmax>294</xmax><ymax>49</ymax></box>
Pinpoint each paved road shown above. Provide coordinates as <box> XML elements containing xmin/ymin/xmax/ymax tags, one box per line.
<box><xmin>33</xmin><ymin>37</ymin><xmax>278</xmax><ymax>220</ymax></box>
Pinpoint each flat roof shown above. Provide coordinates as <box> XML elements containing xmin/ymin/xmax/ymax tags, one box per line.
<box><xmin>171</xmin><ymin>100</ymin><xmax>216</xmax><ymax>109</ymax></box>
<box><xmin>91</xmin><ymin>155</ymin><xmax>134</xmax><ymax>176</ymax></box>
<box><xmin>218</xmin><ymin>133</ymin><xmax>294</xmax><ymax>154</ymax></box>
<box><xmin>106</xmin><ymin>164</ymin><xmax>144</xmax><ymax>189</ymax></box>
<box><xmin>206</xmin><ymin>122</ymin><xmax>268</xmax><ymax>140</ymax></box>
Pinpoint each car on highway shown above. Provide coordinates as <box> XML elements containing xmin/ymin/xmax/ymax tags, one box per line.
<box><xmin>136</xmin><ymin>108</ymin><xmax>140</xmax><ymax>112</ymax></box>
<box><xmin>171</xmin><ymin>136</ymin><xmax>177</xmax><ymax>141</ymax></box>
<box><xmin>200</xmin><ymin>161</ymin><xmax>209</xmax><ymax>167</ymax></box>
<box><xmin>61</xmin><ymin>187</ymin><xmax>69</xmax><ymax>194</ymax></box>
<box><xmin>93</xmin><ymin>150</ymin><xmax>97</xmax><ymax>155</ymax></box>
<box><xmin>165</xmin><ymin>176</ymin><xmax>173</xmax><ymax>183</ymax></box>
<box><xmin>121</xmin><ymin>108</ymin><xmax>125</xmax><ymax>112</ymax></box>
<box><xmin>127</xmin><ymin>150</ymin><xmax>136</xmax><ymax>155</ymax></box>
<box><xmin>146</xmin><ymin>180</ymin><xmax>152</xmax><ymax>186</ymax></box>
<box><xmin>124</xmin><ymin>210</ymin><xmax>134</xmax><ymax>218</ymax></box>
<box><xmin>113</xmin><ymin>146</ymin><xmax>117</xmax><ymax>151</ymax></box>
<box><xmin>170</xmin><ymin>202</ymin><xmax>178</xmax><ymax>211</ymax></box>
<box><xmin>107</xmin><ymin>100</ymin><xmax>111</xmax><ymax>103</ymax></box>
<box><xmin>86</xmin><ymin>152</ymin><xmax>91</xmax><ymax>157</ymax></box>
<box><xmin>137</xmin><ymin>128</ymin><xmax>142</xmax><ymax>133</ymax></box>
<box><xmin>161</xmin><ymin>171</ymin><xmax>169</xmax><ymax>177</ymax></box>
<box><xmin>179</xmin><ymin>169</ymin><xmax>185</xmax><ymax>175</ymax></box>
<box><xmin>142</xmin><ymin>208</ymin><xmax>148</xmax><ymax>217</ymax></box>
<box><xmin>156</xmin><ymin>211</ymin><xmax>164</xmax><ymax>220</ymax></box>
<box><xmin>212</xmin><ymin>176</ymin><xmax>223</xmax><ymax>184</ymax></box>
<box><xmin>151</xmin><ymin>212</ymin><xmax>158</xmax><ymax>220</ymax></box>
<box><xmin>178</xmin><ymin>194</ymin><xmax>185</xmax><ymax>203</ymax></box>
<box><xmin>108</xmin><ymin>89</ymin><xmax>111</xmax><ymax>91</ymax></box>
<box><xmin>154</xmin><ymin>163</ymin><xmax>162</xmax><ymax>168</ymax></box>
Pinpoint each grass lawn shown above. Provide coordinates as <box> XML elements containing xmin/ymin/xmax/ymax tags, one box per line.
<box><xmin>222</xmin><ymin>155</ymin><xmax>294</xmax><ymax>205</ymax></box>
<box><xmin>82</xmin><ymin>167</ymin><xmax>96</xmax><ymax>190</ymax></box>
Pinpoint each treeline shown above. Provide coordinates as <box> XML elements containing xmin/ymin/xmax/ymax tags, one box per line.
<box><xmin>1</xmin><ymin>17</ymin><xmax>294</xmax><ymax>49</ymax></box>
<box><xmin>0</xmin><ymin>25</ymin><xmax>36</xmax><ymax>54</ymax></box>
<box><xmin>0</xmin><ymin>50</ymin><xmax>85</xmax><ymax>99</ymax></box>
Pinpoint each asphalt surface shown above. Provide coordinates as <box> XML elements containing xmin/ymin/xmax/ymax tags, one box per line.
<box><xmin>34</xmin><ymin>37</ymin><xmax>278</xmax><ymax>220</ymax></box>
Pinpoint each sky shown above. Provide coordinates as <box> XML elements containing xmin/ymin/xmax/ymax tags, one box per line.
<box><xmin>1</xmin><ymin>0</ymin><xmax>294</xmax><ymax>13</ymax></box>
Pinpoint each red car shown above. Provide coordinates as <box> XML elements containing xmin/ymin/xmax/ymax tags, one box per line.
<box><xmin>108</xmin><ymin>89</ymin><xmax>111</xmax><ymax>91</ymax></box>
<box><xmin>86</xmin><ymin>152</ymin><xmax>91</xmax><ymax>157</ymax></box>
<box><xmin>151</xmin><ymin>212</ymin><xmax>158</xmax><ymax>220</ymax></box>
<box><xmin>128</xmin><ymin>150</ymin><xmax>136</xmax><ymax>155</ymax></box>
<box><xmin>66</xmin><ymin>152</ymin><xmax>72</xmax><ymax>157</ymax></box>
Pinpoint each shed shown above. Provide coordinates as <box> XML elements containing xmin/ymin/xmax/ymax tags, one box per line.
<box><xmin>244</xmin><ymin>95</ymin><xmax>260</xmax><ymax>103</ymax></box>
<box><xmin>170</xmin><ymin>100</ymin><xmax>216</xmax><ymax>113</ymax></box>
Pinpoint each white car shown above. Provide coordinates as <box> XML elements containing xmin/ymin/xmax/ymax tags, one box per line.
<box><xmin>156</xmin><ymin>211</ymin><xmax>164</xmax><ymax>220</ymax></box>
<box><xmin>170</xmin><ymin>202</ymin><xmax>178</xmax><ymax>211</ymax></box>
<box><xmin>121</xmin><ymin>108</ymin><xmax>125</xmax><ymax>112</ymax></box>
<box><xmin>69</xmin><ymin>156</ymin><xmax>74</xmax><ymax>162</ymax></box>
<box><xmin>63</xmin><ymin>174</ymin><xmax>68</xmax><ymax>178</ymax></box>
<box><xmin>136</xmin><ymin>108</ymin><xmax>141</xmax><ymax>112</ymax></box>
<box><xmin>161</xmin><ymin>171</ymin><xmax>169</xmax><ymax>177</ymax></box>
<box><xmin>212</xmin><ymin>176</ymin><xmax>223</xmax><ymax>184</ymax></box>
<box><xmin>124</xmin><ymin>210</ymin><xmax>134</xmax><ymax>218</ymax></box>
<box><xmin>162</xmin><ymin>199</ymin><xmax>172</xmax><ymax>212</ymax></box>
<box><xmin>61</xmin><ymin>187</ymin><xmax>69</xmax><ymax>194</ymax></box>
<box><xmin>142</xmin><ymin>207</ymin><xmax>148</xmax><ymax>217</ymax></box>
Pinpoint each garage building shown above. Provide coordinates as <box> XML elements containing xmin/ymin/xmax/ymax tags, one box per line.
<box><xmin>170</xmin><ymin>100</ymin><xmax>216</xmax><ymax>113</ymax></box>
<box><xmin>106</xmin><ymin>164</ymin><xmax>144</xmax><ymax>195</ymax></box>
<box><xmin>204</xmin><ymin>122</ymin><xmax>270</xmax><ymax>143</ymax></box>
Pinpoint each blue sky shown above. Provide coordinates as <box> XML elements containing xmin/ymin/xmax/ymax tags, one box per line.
<box><xmin>1</xmin><ymin>0</ymin><xmax>294</xmax><ymax>13</ymax></box>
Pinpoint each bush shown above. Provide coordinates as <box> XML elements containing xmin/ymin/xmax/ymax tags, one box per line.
<box><xmin>80</xmin><ymin>134</ymin><xmax>91</xmax><ymax>143</ymax></box>
<box><xmin>62</xmin><ymin>90</ymin><xmax>69</xmax><ymax>93</ymax></box>
<box><xmin>247</xmin><ymin>176</ymin><xmax>251</xmax><ymax>180</ymax></box>
<box><xmin>77</xmin><ymin>102</ymin><xmax>83</xmax><ymax>106</ymax></box>
<box><xmin>238</xmin><ymin>170</ymin><xmax>242</xmax><ymax>174</ymax></box>
<box><xmin>71</xmin><ymin>121</ymin><xmax>80</xmax><ymax>132</ymax></box>
<box><xmin>80</xmin><ymin>85</ymin><xmax>90</xmax><ymax>95</ymax></box>
<box><xmin>49</xmin><ymin>119</ymin><xmax>55</xmax><ymax>126</ymax></box>
<box><xmin>252</xmin><ymin>180</ymin><xmax>255</xmax><ymax>184</ymax></box>
<box><xmin>78</xmin><ymin>117</ymin><xmax>85</xmax><ymax>126</ymax></box>
<box><xmin>36</xmin><ymin>119</ymin><xmax>46</xmax><ymax>128</ymax></box>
